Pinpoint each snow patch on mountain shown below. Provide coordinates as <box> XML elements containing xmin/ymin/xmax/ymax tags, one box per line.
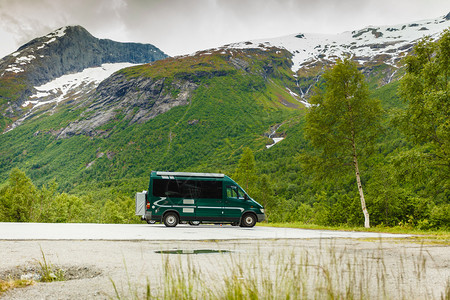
<box><xmin>2</xmin><ymin>62</ymin><xmax>136</xmax><ymax>133</ymax></box>
<box><xmin>227</xmin><ymin>14</ymin><xmax>450</xmax><ymax>72</ymax></box>
<box><xmin>4</xmin><ymin>65</ymin><xmax>23</xmax><ymax>74</ymax></box>
<box><xmin>16</xmin><ymin>55</ymin><xmax>36</xmax><ymax>64</ymax></box>
<box><xmin>2</xmin><ymin>55</ymin><xmax>38</xmax><ymax>75</ymax></box>
<box><xmin>286</xmin><ymin>87</ymin><xmax>310</xmax><ymax>108</ymax></box>
<box><xmin>23</xmin><ymin>62</ymin><xmax>136</xmax><ymax>108</ymax></box>
<box><xmin>266</xmin><ymin>137</ymin><xmax>284</xmax><ymax>149</ymax></box>
<box><xmin>44</xmin><ymin>26</ymin><xmax>67</xmax><ymax>45</ymax></box>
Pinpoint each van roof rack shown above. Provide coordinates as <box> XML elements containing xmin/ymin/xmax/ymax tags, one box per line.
<box><xmin>155</xmin><ymin>171</ymin><xmax>225</xmax><ymax>178</ymax></box>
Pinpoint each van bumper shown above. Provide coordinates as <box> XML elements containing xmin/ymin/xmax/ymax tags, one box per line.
<box><xmin>144</xmin><ymin>211</ymin><xmax>152</xmax><ymax>220</ymax></box>
<box><xmin>257</xmin><ymin>213</ymin><xmax>266</xmax><ymax>222</ymax></box>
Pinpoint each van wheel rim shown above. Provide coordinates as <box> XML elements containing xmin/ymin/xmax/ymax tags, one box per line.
<box><xmin>245</xmin><ymin>216</ymin><xmax>254</xmax><ymax>225</ymax></box>
<box><xmin>167</xmin><ymin>216</ymin><xmax>176</xmax><ymax>225</ymax></box>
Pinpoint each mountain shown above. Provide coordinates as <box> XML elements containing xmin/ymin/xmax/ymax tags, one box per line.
<box><xmin>0</xmin><ymin>14</ymin><xmax>448</xmax><ymax>192</ymax></box>
<box><xmin>224</xmin><ymin>13</ymin><xmax>450</xmax><ymax>97</ymax></box>
<box><xmin>0</xmin><ymin>42</ymin><xmax>301</xmax><ymax>190</ymax></box>
<box><xmin>0</xmin><ymin>25</ymin><xmax>168</xmax><ymax>132</ymax></box>
<box><xmin>52</xmin><ymin>46</ymin><xmax>303</xmax><ymax>139</ymax></box>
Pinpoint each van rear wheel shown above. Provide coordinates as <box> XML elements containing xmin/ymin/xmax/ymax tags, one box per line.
<box><xmin>240</xmin><ymin>213</ymin><xmax>256</xmax><ymax>227</ymax></box>
<box><xmin>163</xmin><ymin>212</ymin><xmax>179</xmax><ymax>227</ymax></box>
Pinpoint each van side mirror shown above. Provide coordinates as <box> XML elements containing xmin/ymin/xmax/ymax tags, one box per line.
<box><xmin>244</xmin><ymin>194</ymin><xmax>249</xmax><ymax>200</ymax></box>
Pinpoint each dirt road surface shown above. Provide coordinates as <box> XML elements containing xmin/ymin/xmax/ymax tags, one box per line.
<box><xmin>0</xmin><ymin>223</ymin><xmax>448</xmax><ymax>299</ymax></box>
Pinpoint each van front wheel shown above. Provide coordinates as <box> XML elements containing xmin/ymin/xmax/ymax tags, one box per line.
<box><xmin>163</xmin><ymin>212</ymin><xmax>179</xmax><ymax>227</ymax></box>
<box><xmin>240</xmin><ymin>213</ymin><xmax>256</xmax><ymax>227</ymax></box>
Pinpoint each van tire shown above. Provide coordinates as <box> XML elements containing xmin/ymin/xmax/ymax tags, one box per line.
<box><xmin>240</xmin><ymin>213</ymin><xmax>257</xmax><ymax>227</ymax></box>
<box><xmin>163</xmin><ymin>212</ymin><xmax>179</xmax><ymax>227</ymax></box>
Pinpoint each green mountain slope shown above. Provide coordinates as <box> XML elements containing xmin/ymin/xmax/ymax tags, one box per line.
<box><xmin>0</xmin><ymin>47</ymin><xmax>303</xmax><ymax>192</ymax></box>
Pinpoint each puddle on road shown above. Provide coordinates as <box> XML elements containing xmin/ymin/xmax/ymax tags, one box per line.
<box><xmin>155</xmin><ymin>249</ymin><xmax>231</xmax><ymax>255</ymax></box>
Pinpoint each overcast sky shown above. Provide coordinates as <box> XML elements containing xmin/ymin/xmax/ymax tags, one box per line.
<box><xmin>0</xmin><ymin>0</ymin><xmax>449</xmax><ymax>58</ymax></box>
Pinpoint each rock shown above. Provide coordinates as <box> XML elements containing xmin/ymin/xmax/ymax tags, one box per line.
<box><xmin>56</xmin><ymin>73</ymin><xmax>198</xmax><ymax>138</ymax></box>
<box><xmin>20</xmin><ymin>273</ymin><xmax>41</xmax><ymax>281</ymax></box>
<box><xmin>10</xmin><ymin>26</ymin><xmax>168</xmax><ymax>87</ymax></box>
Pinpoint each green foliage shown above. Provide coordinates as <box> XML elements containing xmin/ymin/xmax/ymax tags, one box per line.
<box><xmin>398</xmin><ymin>29</ymin><xmax>450</xmax><ymax>193</ymax></box>
<box><xmin>0</xmin><ymin>168</ymin><xmax>138</xmax><ymax>224</ymax></box>
<box><xmin>0</xmin><ymin>168</ymin><xmax>36</xmax><ymax>222</ymax></box>
<box><xmin>304</xmin><ymin>58</ymin><xmax>383</xmax><ymax>171</ymax></box>
<box><xmin>233</xmin><ymin>147</ymin><xmax>257</xmax><ymax>192</ymax></box>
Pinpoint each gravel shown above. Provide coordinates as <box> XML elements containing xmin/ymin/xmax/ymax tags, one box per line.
<box><xmin>0</xmin><ymin>238</ymin><xmax>449</xmax><ymax>299</ymax></box>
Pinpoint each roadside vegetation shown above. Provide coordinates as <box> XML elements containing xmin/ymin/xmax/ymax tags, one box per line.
<box><xmin>0</xmin><ymin>279</ymin><xmax>34</xmax><ymax>296</ymax></box>
<box><xmin>0</xmin><ymin>248</ymin><xmax>65</xmax><ymax>296</ymax></box>
<box><xmin>110</xmin><ymin>242</ymin><xmax>450</xmax><ymax>299</ymax></box>
<box><xmin>0</xmin><ymin>32</ymin><xmax>448</xmax><ymax>231</ymax></box>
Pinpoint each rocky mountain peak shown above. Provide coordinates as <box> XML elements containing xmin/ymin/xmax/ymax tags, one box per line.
<box><xmin>16</xmin><ymin>26</ymin><xmax>93</xmax><ymax>52</ymax></box>
<box><xmin>2</xmin><ymin>25</ymin><xmax>168</xmax><ymax>87</ymax></box>
<box><xmin>0</xmin><ymin>25</ymin><xmax>168</xmax><ymax>130</ymax></box>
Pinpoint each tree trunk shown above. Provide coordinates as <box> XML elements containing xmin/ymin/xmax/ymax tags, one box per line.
<box><xmin>352</xmin><ymin>139</ymin><xmax>370</xmax><ymax>228</ymax></box>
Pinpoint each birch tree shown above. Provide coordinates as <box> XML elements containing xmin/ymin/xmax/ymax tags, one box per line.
<box><xmin>305</xmin><ymin>59</ymin><xmax>382</xmax><ymax>228</ymax></box>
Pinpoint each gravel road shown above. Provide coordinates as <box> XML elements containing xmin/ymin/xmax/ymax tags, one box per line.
<box><xmin>0</xmin><ymin>223</ymin><xmax>448</xmax><ymax>299</ymax></box>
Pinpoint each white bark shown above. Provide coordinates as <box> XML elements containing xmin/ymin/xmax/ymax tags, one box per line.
<box><xmin>349</xmin><ymin>122</ymin><xmax>370</xmax><ymax>228</ymax></box>
<box><xmin>354</xmin><ymin>157</ymin><xmax>370</xmax><ymax>228</ymax></box>
<box><xmin>352</xmin><ymin>144</ymin><xmax>370</xmax><ymax>228</ymax></box>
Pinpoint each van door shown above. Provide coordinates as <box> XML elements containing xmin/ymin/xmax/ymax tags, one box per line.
<box><xmin>194</xmin><ymin>180</ymin><xmax>223</xmax><ymax>221</ymax></box>
<box><xmin>195</xmin><ymin>197</ymin><xmax>223</xmax><ymax>220</ymax></box>
<box><xmin>224</xmin><ymin>185</ymin><xmax>246</xmax><ymax>220</ymax></box>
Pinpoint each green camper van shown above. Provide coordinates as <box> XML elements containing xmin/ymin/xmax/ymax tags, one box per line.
<box><xmin>135</xmin><ymin>171</ymin><xmax>265</xmax><ymax>227</ymax></box>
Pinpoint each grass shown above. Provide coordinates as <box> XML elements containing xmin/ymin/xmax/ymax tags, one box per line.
<box><xmin>259</xmin><ymin>222</ymin><xmax>450</xmax><ymax>246</ymax></box>
<box><xmin>259</xmin><ymin>222</ymin><xmax>450</xmax><ymax>240</ymax></box>
<box><xmin>111</xmin><ymin>241</ymin><xmax>450</xmax><ymax>299</ymax></box>
<box><xmin>0</xmin><ymin>279</ymin><xmax>34</xmax><ymax>295</ymax></box>
<box><xmin>0</xmin><ymin>247</ymin><xmax>65</xmax><ymax>296</ymax></box>
<box><xmin>35</xmin><ymin>247</ymin><xmax>65</xmax><ymax>282</ymax></box>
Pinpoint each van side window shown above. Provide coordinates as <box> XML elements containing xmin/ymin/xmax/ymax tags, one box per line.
<box><xmin>153</xmin><ymin>179</ymin><xmax>222</xmax><ymax>199</ymax></box>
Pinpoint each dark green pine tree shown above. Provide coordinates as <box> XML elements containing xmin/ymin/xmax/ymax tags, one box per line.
<box><xmin>304</xmin><ymin>58</ymin><xmax>383</xmax><ymax>228</ymax></box>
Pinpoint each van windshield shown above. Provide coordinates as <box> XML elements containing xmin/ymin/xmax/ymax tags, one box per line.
<box><xmin>226</xmin><ymin>186</ymin><xmax>246</xmax><ymax>200</ymax></box>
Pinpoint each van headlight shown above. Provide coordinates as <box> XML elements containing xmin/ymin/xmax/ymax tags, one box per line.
<box><xmin>260</xmin><ymin>209</ymin><xmax>265</xmax><ymax>214</ymax></box>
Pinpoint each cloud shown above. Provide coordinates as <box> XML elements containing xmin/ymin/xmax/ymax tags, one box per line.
<box><xmin>0</xmin><ymin>0</ymin><xmax>449</xmax><ymax>58</ymax></box>
<box><xmin>0</xmin><ymin>0</ymin><xmax>129</xmax><ymax>49</ymax></box>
